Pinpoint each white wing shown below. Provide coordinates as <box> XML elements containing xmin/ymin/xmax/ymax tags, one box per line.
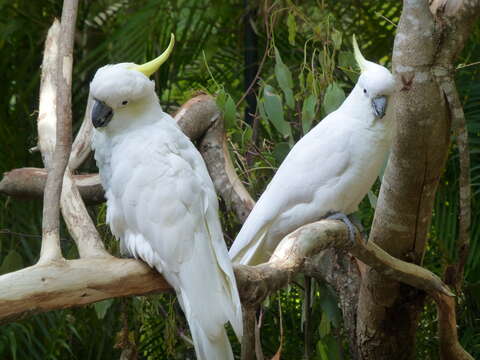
<box><xmin>103</xmin><ymin>118</ymin><xmax>242</xmax><ymax>358</ymax></box>
<box><xmin>229</xmin><ymin>109</ymin><xmax>374</xmax><ymax>265</ymax></box>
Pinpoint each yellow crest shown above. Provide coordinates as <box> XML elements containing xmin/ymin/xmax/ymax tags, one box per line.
<box><xmin>129</xmin><ymin>33</ymin><xmax>175</xmax><ymax>77</ymax></box>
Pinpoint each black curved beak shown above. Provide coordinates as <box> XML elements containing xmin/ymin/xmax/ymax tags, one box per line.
<box><xmin>372</xmin><ymin>96</ymin><xmax>387</xmax><ymax>119</ymax></box>
<box><xmin>92</xmin><ymin>99</ymin><xmax>113</xmax><ymax>128</ymax></box>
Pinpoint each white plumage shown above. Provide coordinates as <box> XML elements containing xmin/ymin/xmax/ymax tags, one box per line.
<box><xmin>90</xmin><ymin>55</ymin><xmax>242</xmax><ymax>359</ymax></box>
<box><xmin>229</xmin><ymin>38</ymin><xmax>396</xmax><ymax>265</ymax></box>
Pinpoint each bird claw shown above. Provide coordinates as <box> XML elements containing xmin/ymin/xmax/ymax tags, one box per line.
<box><xmin>325</xmin><ymin>212</ymin><xmax>367</xmax><ymax>244</ymax></box>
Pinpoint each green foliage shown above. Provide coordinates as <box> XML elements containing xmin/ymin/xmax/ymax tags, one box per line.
<box><xmin>0</xmin><ymin>0</ymin><xmax>479</xmax><ymax>359</ymax></box>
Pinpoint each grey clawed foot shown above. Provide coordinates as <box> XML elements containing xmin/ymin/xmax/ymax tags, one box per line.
<box><xmin>325</xmin><ymin>212</ymin><xmax>365</xmax><ymax>244</ymax></box>
<box><xmin>349</xmin><ymin>213</ymin><xmax>369</xmax><ymax>243</ymax></box>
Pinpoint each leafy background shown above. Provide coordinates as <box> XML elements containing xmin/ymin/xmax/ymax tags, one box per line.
<box><xmin>0</xmin><ymin>0</ymin><xmax>479</xmax><ymax>359</ymax></box>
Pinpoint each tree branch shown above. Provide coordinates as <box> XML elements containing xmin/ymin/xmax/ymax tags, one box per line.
<box><xmin>0</xmin><ymin>258</ymin><xmax>170</xmax><ymax>325</ymax></box>
<box><xmin>0</xmin><ymin>220</ymin><xmax>452</xmax><ymax>329</ymax></box>
<box><xmin>38</xmin><ymin>14</ymin><xmax>67</xmax><ymax>263</ymax></box>
<box><xmin>0</xmin><ymin>168</ymin><xmax>104</xmax><ymax>205</ymax></box>
<box><xmin>36</xmin><ymin>14</ymin><xmax>109</xmax><ymax>260</ymax></box>
<box><xmin>173</xmin><ymin>93</ymin><xmax>219</xmax><ymax>140</ymax></box>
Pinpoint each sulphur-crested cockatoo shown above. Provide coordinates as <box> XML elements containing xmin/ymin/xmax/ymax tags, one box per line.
<box><xmin>90</xmin><ymin>34</ymin><xmax>242</xmax><ymax>360</ymax></box>
<box><xmin>229</xmin><ymin>36</ymin><xmax>396</xmax><ymax>265</ymax></box>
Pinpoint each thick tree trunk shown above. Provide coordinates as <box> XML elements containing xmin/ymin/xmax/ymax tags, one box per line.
<box><xmin>356</xmin><ymin>1</ymin><xmax>480</xmax><ymax>358</ymax></box>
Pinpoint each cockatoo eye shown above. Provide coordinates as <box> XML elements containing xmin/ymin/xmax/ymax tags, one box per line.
<box><xmin>122</xmin><ymin>100</ymin><xmax>128</xmax><ymax>105</ymax></box>
<box><xmin>363</xmin><ymin>88</ymin><xmax>367</xmax><ymax>95</ymax></box>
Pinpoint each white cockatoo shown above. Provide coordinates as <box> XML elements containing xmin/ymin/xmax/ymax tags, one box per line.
<box><xmin>229</xmin><ymin>36</ymin><xmax>396</xmax><ymax>265</ymax></box>
<box><xmin>90</xmin><ymin>34</ymin><xmax>242</xmax><ymax>360</ymax></box>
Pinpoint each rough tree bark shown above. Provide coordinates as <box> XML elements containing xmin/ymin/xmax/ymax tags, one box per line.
<box><xmin>357</xmin><ymin>1</ymin><xmax>479</xmax><ymax>359</ymax></box>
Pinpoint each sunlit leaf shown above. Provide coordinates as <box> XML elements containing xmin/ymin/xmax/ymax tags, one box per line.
<box><xmin>287</xmin><ymin>12</ymin><xmax>297</xmax><ymax>45</ymax></box>
<box><xmin>317</xmin><ymin>341</ymin><xmax>329</xmax><ymax>360</ymax></box>
<box><xmin>319</xmin><ymin>315</ymin><xmax>331</xmax><ymax>338</ymax></box>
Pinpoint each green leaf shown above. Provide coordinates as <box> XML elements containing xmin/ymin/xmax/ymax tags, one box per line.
<box><xmin>338</xmin><ymin>51</ymin><xmax>356</xmax><ymax>68</ymax></box>
<box><xmin>94</xmin><ymin>299</ymin><xmax>114</xmax><ymax>319</ymax></box>
<box><xmin>8</xmin><ymin>330</ymin><xmax>17</xmax><ymax>360</ymax></box>
<box><xmin>273</xmin><ymin>142</ymin><xmax>291</xmax><ymax>164</ymax></box>
<box><xmin>331</xmin><ymin>29</ymin><xmax>343</xmax><ymax>50</ymax></box>
<box><xmin>319</xmin><ymin>315</ymin><xmax>331</xmax><ymax>338</ymax></box>
<box><xmin>223</xmin><ymin>95</ymin><xmax>236</xmax><ymax>129</ymax></box>
<box><xmin>287</xmin><ymin>12</ymin><xmax>297</xmax><ymax>45</ymax></box>
<box><xmin>263</xmin><ymin>85</ymin><xmax>291</xmax><ymax>137</ymax></box>
<box><xmin>216</xmin><ymin>89</ymin><xmax>236</xmax><ymax>129</ymax></box>
<box><xmin>322</xmin><ymin>82</ymin><xmax>345</xmax><ymax>115</ymax></box>
<box><xmin>302</xmin><ymin>94</ymin><xmax>318</xmax><ymax>133</ymax></box>
<box><xmin>316</xmin><ymin>341</ymin><xmax>329</xmax><ymax>360</ymax></box>
<box><xmin>298</xmin><ymin>71</ymin><xmax>305</xmax><ymax>92</ymax></box>
<box><xmin>274</xmin><ymin>47</ymin><xmax>295</xmax><ymax>109</ymax></box>
<box><xmin>0</xmin><ymin>250</ymin><xmax>23</xmax><ymax>275</ymax></box>
<box><xmin>216</xmin><ymin>89</ymin><xmax>226</xmax><ymax>107</ymax></box>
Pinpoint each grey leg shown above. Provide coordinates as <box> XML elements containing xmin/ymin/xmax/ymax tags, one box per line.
<box><xmin>325</xmin><ymin>212</ymin><xmax>363</xmax><ymax>244</ymax></box>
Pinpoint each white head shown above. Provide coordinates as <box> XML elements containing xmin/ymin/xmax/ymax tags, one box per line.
<box><xmin>352</xmin><ymin>35</ymin><xmax>395</xmax><ymax>119</ymax></box>
<box><xmin>89</xmin><ymin>34</ymin><xmax>175</xmax><ymax>129</ymax></box>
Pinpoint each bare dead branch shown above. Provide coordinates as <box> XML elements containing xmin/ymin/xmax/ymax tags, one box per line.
<box><xmin>60</xmin><ymin>169</ymin><xmax>110</xmax><ymax>258</ymax></box>
<box><xmin>38</xmin><ymin>3</ymin><xmax>104</xmax><ymax>263</ymax></box>
<box><xmin>173</xmin><ymin>94</ymin><xmax>219</xmax><ymax>140</ymax></box>
<box><xmin>40</xmin><ymin>1</ymin><xmax>79</xmax><ymax>264</ymax></box>
<box><xmin>0</xmin><ymin>258</ymin><xmax>170</xmax><ymax>325</ymax></box>
<box><xmin>37</xmin><ymin>20</ymin><xmax>60</xmax><ymax>166</ymax></box>
<box><xmin>236</xmin><ymin>221</ymin><xmax>452</xmax><ymax>308</ymax></box>
<box><xmin>38</xmin><ymin>18</ymin><xmax>64</xmax><ymax>263</ymax></box>
<box><xmin>0</xmin><ymin>168</ymin><xmax>104</xmax><ymax>204</ymax></box>
<box><xmin>0</xmin><ymin>220</ymin><xmax>455</xmax><ymax>335</ymax></box>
